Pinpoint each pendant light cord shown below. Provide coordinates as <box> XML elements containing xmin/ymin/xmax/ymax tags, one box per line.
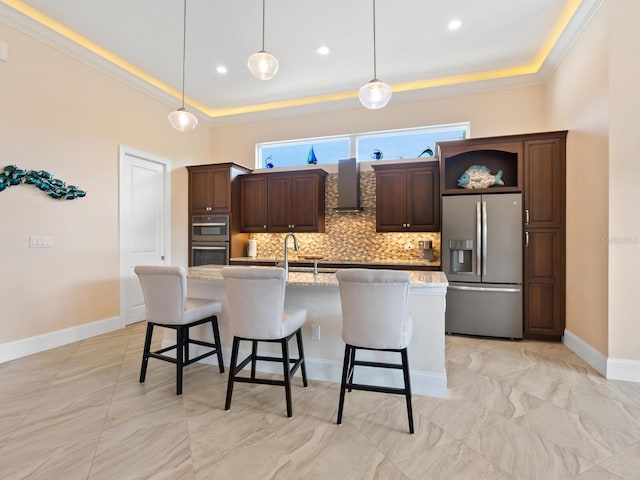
<box><xmin>372</xmin><ymin>0</ymin><xmax>377</xmax><ymax>80</ymax></box>
<box><xmin>180</xmin><ymin>0</ymin><xmax>187</xmax><ymax>108</ymax></box>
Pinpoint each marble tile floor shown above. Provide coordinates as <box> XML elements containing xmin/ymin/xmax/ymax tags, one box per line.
<box><xmin>1</xmin><ymin>322</ymin><xmax>639</xmax><ymax>479</ymax></box>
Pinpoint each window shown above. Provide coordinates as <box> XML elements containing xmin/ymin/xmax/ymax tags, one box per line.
<box><xmin>259</xmin><ymin>137</ymin><xmax>350</xmax><ymax>169</ymax></box>
<box><xmin>256</xmin><ymin>122</ymin><xmax>469</xmax><ymax>169</ymax></box>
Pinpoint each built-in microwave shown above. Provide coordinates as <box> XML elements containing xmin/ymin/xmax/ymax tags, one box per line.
<box><xmin>192</xmin><ymin>215</ymin><xmax>229</xmax><ymax>242</ymax></box>
<box><xmin>192</xmin><ymin>243</ymin><xmax>229</xmax><ymax>266</ymax></box>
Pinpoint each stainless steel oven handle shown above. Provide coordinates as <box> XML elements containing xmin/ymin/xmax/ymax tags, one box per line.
<box><xmin>192</xmin><ymin>246</ymin><xmax>226</xmax><ymax>250</ymax></box>
<box><xmin>192</xmin><ymin>223</ymin><xmax>227</xmax><ymax>227</ymax></box>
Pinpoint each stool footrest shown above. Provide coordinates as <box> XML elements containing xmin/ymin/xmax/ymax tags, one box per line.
<box><xmin>354</xmin><ymin>360</ymin><xmax>403</xmax><ymax>369</ymax></box>
<box><xmin>345</xmin><ymin>383</ymin><xmax>408</xmax><ymax>395</ymax></box>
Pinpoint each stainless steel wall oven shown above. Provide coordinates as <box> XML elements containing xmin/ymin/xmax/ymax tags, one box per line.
<box><xmin>191</xmin><ymin>215</ymin><xmax>230</xmax><ymax>266</ymax></box>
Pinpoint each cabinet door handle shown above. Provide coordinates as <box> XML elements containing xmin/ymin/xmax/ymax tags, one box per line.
<box><xmin>525</xmin><ymin>209</ymin><xmax>529</xmax><ymax>225</ymax></box>
<box><xmin>206</xmin><ymin>207</ymin><xmax>212</xmax><ymax>212</ymax></box>
<box><xmin>525</xmin><ymin>231</ymin><xmax>529</xmax><ymax>246</ymax></box>
<box><xmin>263</xmin><ymin>225</ymin><xmax>267</xmax><ymax>229</ymax></box>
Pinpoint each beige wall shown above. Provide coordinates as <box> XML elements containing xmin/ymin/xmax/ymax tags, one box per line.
<box><xmin>545</xmin><ymin>4</ymin><xmax>609</xmax><ymax>354</ymax></box>
<box><xmin>0</xmin><ymin>21</ymin><xmax>211</xmax><ymax>343</ymax></box>
<box><xmin>607</xmin><ymin>0</ymin><xmax>640</xmax><ymax>361</ymax></box>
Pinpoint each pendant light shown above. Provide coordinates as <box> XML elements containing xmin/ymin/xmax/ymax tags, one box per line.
<box><xmin>247</xmin><ymin>0</ymin><xmax>279</xmax><ymax>80</ymax></box>
<box><xmin>168</xmin><ymin>0</ymin><xmax>198</xmax><ymax>132</ymax></box>
<box><xmin>359</xmin><ymin>0</ymin><xmax>392</xmax><ymax>109</ymax></box>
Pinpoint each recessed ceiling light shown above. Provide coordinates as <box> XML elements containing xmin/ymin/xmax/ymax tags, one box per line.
<box><xmin>448</xmin><ymin>19</ymin><xmax>462</xmax><ymax>30</ymax></box>
<box><xmin>216</xmin><ymin>65</ymin><xmax>228</xmax><ymax>74</ymax></box>
<box><xmin>316</xmin><ymin>45</ymin><xmax>330</xmax><ymax>56</ymax></box>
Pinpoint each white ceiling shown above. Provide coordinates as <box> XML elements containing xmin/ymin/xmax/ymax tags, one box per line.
<box><xmin>1</xmin><ymin>0</ymin><xmax>602</xmax><ymax>123</ymax></box>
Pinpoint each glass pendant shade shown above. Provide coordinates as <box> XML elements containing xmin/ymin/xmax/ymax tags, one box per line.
<box><xmin>168</xmin><ymin>107</ymin><xmax>198</xmax><ymax>132</ymax></box>
<box><xmin>359</xmin><ymin>79</ymin><xmax>392</xmax><ymax>109</ymax></box>
<box><xmin>247</xmin><ymin>50</ymin><xmax>279</xmax><ymax>80</ymax></box>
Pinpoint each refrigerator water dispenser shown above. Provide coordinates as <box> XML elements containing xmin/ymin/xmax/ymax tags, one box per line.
<box><xmin>448</xmin><ymin>239</ymin><xmax>474</xmax><ymax>273</ymax></box>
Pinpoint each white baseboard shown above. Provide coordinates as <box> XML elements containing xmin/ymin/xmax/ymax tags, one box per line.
<box><xmin>564</xmin><ymin>328</ymin><xmax>640</xmax><ymax>382</ymax></box>
<box><xmin>607</xmin><ymin>358</ymin><xmax>640</xmax><ymax>382</ymax></box>
<box><xmin>0</xmin><ymin>316</ymin><xmax>124</xmax><ymax>364</ymax></box>
<box><xmin>194</xmin><ymin>345</ymin><xmax>447</xmax><ymax>398</ymax></box>
<box><xmin>563</xmin><ymin>328</ymin><xmax>608</xmax><ymax>377</ymax></box>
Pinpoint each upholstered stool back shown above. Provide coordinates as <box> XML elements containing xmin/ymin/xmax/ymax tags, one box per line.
<box><xmin>222</xmin><ymin>266</ymin><xmax>289</xmax><ymax>339</ymax></box>
<box><xmin>134</xmin><ymin>265</ymin><xmax>188</xmax><ymax>325</ymax></box>
<box><xmin>336</xmin><ymin>269</ymin><xmax>412</xmax><ymax>350</ymax></box>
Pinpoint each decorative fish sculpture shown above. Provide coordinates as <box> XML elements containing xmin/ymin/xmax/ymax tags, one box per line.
<box><xmin>457</xmin><ymin>165</ymin><xmax>504</xmax><ymax>189</ymax></box>
<box><xmin>0</xmin><ymin>165</ymin><xmax>87</xmax><ymax>199</ymax></box>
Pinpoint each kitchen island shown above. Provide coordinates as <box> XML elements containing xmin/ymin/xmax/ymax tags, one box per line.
<box><xmin>187</xmin><ymin>265</ymin><xmax>448</xmax><ymax>397</ymax></box>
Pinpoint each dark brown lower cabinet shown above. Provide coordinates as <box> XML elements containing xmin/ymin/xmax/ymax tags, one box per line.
<box><xmin>524</xmin><ymin>228</ymin><xmax>565</xmax><ymax>340</ymax></box>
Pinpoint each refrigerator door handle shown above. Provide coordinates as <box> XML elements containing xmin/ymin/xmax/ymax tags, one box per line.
<box><xmin>476</xmin><ymin>201</ymin><xmax>482</xmax><ymax>275</ymax></box>
<box><xmin>448</xmin><ymin>285</ymin><xmax>522</xmax><ymax>293</ymax></box>
<box><xmin>482</xmin><ymin>201</ymin><xmax>488</xmax><ymax>276</ymax></box>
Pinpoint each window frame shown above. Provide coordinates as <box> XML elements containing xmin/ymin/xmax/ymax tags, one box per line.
<box><xmin>255</xmin><ymin>122</ymin><xmax>470</xmax><ymax>169</ymax></box>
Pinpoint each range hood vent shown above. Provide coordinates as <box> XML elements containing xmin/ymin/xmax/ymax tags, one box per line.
<box><xmin>334</xmin><ymin>158</ymin><xmax>363</xmax><ymax>212</ymax></box>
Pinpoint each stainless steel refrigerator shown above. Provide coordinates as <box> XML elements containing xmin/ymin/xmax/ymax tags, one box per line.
<box><xmin>442</xmin><ymin>193</ymin><xmax>523</xmax><ymax>339</ymax></box>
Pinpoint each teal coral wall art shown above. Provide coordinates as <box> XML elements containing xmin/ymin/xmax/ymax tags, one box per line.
<box><xmin>0</xmin><ymin>165</ymin><xmax>87</xmax><ymax>200</ymax></box>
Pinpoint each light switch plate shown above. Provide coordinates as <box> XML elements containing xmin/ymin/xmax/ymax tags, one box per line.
<box><xmin>0</xmin><ymin>40</ymin><xmax>8</xmax><ymax>62</ymax></box>
<box><xmin>30</xmin><ymin>235</ymin><xmax>53</xmax><ymax>248</ymax></box>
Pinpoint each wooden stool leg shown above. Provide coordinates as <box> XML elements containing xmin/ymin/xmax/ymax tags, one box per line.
<box><xmin>140</xmin><ymin>322</ymin><xmax>154</xmax><ymax>383</ymax></box>
<box><xmin>401</xmin><ymin>348</ymin><xmax>414</xmax><ymax>434</ymax></box>
<box><xmin>251</xmin><ymin>340</ymin><xmax>258</xmax><ymax>379</ymax></box>
<box><xmin>348</xmin><ymin>346</ymin><xmax>356</xmax><ymax>392</ymax></box>
<box><xmin>176</xmin><ymin>327</ymin><xmax>185</xmax><ymax>395</ymax></box>
<box><xmin>225</xmin><ymin>337</ymin><xmax>240</xmax><ymax>410</ymax></box>
<box><xmin>295</xmin><ymin>329</ymin><xmax>308</xmax><ymax>387</ymax></box>
<box><xmin>337</xmin><ymin>344</ymin><xmax>351</xmax><ymax>425</ymax></box>
<box><xmin>282</xmin><ymin>338</ymin><xmax>293</xmax><ymax>417</ymax></box>
<box><xmin>211</xmin><ymin>317</ymin><xmax>224</xmax><ymax>373</ymax></box>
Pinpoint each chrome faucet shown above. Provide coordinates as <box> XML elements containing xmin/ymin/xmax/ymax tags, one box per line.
<box><xmin>283</xmin><ymin>232</ymin><xmax>299</xmax><ymax>277</ymax></box>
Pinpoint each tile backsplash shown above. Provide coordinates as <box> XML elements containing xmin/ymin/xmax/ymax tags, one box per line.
<box><xmin>248</xmin><ymin>171</ymin><xmax>440</xmax><ymax>262</ymax></box>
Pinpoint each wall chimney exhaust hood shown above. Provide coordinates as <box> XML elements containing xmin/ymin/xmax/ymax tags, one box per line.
<box><xmin>334</xmin><ymin>158</ymin><xmax>363</xmax><ymax>212</ymax></box>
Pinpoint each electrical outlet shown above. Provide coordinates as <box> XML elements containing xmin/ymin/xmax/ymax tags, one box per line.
<box><xmin>311</xmin><ymin>324</ymin><xmax>321</xmax><ymax>340</ymax></box>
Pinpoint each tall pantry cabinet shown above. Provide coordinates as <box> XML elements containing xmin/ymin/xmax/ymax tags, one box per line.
<box><xmin>186</xmin><ymin>163</ymin><xmax>251</xmax><ymax>264</ymax></box>
<box><xmin>522</xmin><ymin>134</ymin><xmax>567</xmax><ymax>340</ymax></box>
<box><xmin>438</xmin><ymin>131</ymin><xmax>567</xmax><ymax>340</ymax></box>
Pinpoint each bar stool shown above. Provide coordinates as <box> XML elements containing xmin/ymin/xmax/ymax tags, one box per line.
<box><xmin>221</xmin><ymin>266</ymin><xmax>308</xmax><ymax>417</ymax></box>
<box><xmin>134</xmin><ymin>265</ymin><xmax>224</xmax><ymax>395</ymax></box>
<box><xmin>335</xmin><ymin>268</ymin><xmax>414</xmax><ymax>433</ymax></box>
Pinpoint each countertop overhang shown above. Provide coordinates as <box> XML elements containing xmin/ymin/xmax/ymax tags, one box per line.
<box><xmin>189</xmin><ymin>265</ymin><xmax>448</xmax><ymax>292</ymax></box>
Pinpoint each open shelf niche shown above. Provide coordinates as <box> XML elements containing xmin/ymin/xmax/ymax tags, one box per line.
<box><xmin>437</xmin><ymin>140</ymin><xmax>523</xmax><ymax>195</ymax></box>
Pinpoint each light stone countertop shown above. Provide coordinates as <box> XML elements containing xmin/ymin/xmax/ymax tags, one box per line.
<box><xmin>231</xmin><ymin>256</ymin><xmax>441</xmax><ymax>268</ymax></box>
<box><xmin>188</xmin><ymin>264</ymin><xmax>448</xmax><ymax>289</ymax></box>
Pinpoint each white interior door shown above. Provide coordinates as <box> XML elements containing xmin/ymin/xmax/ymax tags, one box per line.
<box><xmin>119</xmin><ymin>146</ymin><xmax>170</xmax><ymax>325</ymax></box>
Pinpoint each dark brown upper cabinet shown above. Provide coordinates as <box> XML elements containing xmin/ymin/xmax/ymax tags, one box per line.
<box><xmin>372</xmin><ymin>161</ymin><xmax>440</xmax><ymax>232</ymax></box>
<box><xmin>239</xmin><ymin>169</ymin><xmax>327</xmax><ymax>233</ymax></box>
<box><xmin>187</xmin><ymin>163</ymin><xmax>250</xmax><ymax>214</ymax></box>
